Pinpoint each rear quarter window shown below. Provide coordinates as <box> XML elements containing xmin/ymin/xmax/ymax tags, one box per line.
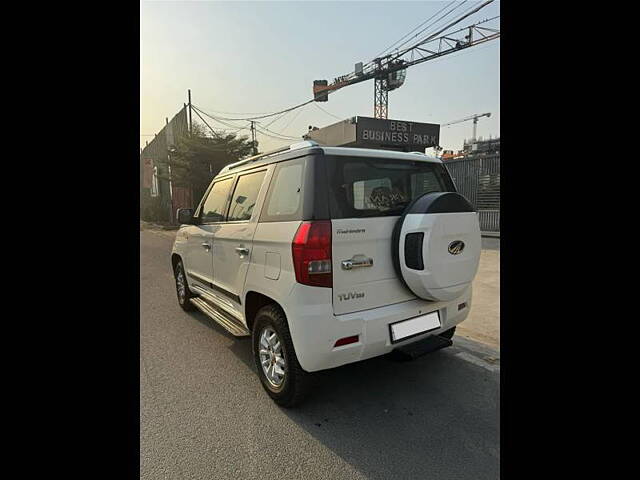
<box><xmin>326</xmin><ymin>156</ymin><xmax>455</xmax><ymax>219</ymax></box>
<box><xmin>259</xmin><ymin>158</ymin><xmax>306</xmax><ymax>223</ymax></box>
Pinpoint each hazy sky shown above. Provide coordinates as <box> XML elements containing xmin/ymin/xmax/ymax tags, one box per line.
<box><xmin>141</xmin><ymin>0</ymin><xmax>500</xmax><ymax>153</ymax></box>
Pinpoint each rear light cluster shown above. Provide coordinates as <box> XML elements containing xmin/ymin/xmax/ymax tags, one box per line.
<box><xmin>292</xmin><ymin>220</ymin><xmax>332</xmax><ymax>288</ymax></box>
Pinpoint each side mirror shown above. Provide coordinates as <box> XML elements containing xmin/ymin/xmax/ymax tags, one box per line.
<box><xmin>177</xmin><ymin>208</ymin><xmax>195</xmax><ymax>225</ymax></box>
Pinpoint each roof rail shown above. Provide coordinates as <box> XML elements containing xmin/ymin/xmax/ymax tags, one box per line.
<box><xmin>225</xmin><ymin>140</ymin><xmax>319</xmax><ymax>172</ymax></box>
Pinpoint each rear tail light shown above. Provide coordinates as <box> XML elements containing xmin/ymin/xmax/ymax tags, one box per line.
<box><xmin>292</xmin><ymin>220</ymin><xmax>332</xmax><ymax>288</ymax></box>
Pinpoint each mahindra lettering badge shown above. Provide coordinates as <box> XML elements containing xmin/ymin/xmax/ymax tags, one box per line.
<box><xmin>448</xmin><ymin>240</ymin><xmax>465</xmax><ymax>255</ymax></box>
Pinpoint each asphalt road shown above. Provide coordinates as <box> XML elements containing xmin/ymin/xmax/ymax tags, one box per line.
<box><xmin>140</xmin><ymin>230</ymin><xmax>500</xmax><ymax>480</ymax></box>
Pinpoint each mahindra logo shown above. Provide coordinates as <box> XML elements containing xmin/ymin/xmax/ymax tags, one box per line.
<box><xmin>448</xmin><ymin>240</ymin><xmax>465</xmax><ymax>255</ymax></box>
<box><xmin>338</xmin><ymin>292</ymin><xmax>365</xmax><ymax>301</ymax></box>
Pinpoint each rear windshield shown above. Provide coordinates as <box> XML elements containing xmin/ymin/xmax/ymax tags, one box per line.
<box><xmin>326</xmin><ymin>156</ymin><xmax>455</xmax><ymax>219</ymax></box>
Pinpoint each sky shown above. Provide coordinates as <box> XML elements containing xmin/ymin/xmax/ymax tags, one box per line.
<box><xmin>141</xmin><ymin>0</ymin><xmax>500</xmax><ymax>153</ymax></box>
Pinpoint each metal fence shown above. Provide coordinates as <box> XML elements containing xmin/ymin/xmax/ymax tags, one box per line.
<box><xmin>444</xmin><ymin>154</ymin><xmax>500</xmax><ymax>232</ymax></box>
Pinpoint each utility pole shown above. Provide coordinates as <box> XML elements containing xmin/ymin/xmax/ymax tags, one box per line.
<box><xmin>188</xmin><ymin>89</ymin><xmax>193</xmax><ymax>136</ymax></box>
<box><xmin>250</xmin><ymin>121</ymin><xmax>257</xmax><ymax>155</ymax></box>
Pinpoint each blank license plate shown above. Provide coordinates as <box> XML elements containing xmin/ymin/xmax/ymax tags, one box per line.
<box><xmin>390</xmin><ymin>311</ymin><xmax>441</xmax><ymax>343</ymax></box>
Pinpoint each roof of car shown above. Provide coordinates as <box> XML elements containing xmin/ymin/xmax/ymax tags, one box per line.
<box><xmin>216</xmin><ymin>140</ymin><xmax>442</xmax><ymax>177</ymax></box>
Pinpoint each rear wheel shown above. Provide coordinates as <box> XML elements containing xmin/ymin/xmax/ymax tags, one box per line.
<box><xmin>174</xmin><ymin>260</ymin><xmax>196</xmax><ymax>311</ymax></box>
<box><xmin>252</xmin><ymin>304</ymin><xmax>310</xmax><ymax>408</ymax></box>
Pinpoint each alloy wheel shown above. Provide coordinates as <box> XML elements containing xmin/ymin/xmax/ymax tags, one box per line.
<box><xmin>258</xmin><ymin>327</ymin><xmax>286</xmax><ymax>388</ymax></box>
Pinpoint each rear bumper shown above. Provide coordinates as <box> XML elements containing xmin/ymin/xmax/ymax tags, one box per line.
<box><xmin>285</xmin><ymin>284</ymin><xmax>472</xmax><ymax>372</ymax></box>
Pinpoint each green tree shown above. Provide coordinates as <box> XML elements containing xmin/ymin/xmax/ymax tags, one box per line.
<box><xmin>168</xmin><ymin>122</ymin><xmax>257</xmax><ymax>207</ymax></box>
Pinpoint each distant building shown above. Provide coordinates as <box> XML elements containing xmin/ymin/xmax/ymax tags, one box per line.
<box><xmin>140</xmin><ymin>107</ymin><xmax>191</xmax><ymax>224</ymax></box>
<box><xmin>462</xmin><ymin>136</ymin><xmax>500</xmax><ymax>156</ymax></box>
<box><xmin>442</xmin><ymin>136</ymin><xmax>500</xmax><ymax>160</ymax></box>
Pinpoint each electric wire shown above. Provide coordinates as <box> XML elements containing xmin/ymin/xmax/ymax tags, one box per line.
<box><xmin>263</xmin><ymin>109</ymin><xmax>293</xmax><ymax>129</ymax></box>
<box><xmin>393</xmin><ymin>0</ymin><xmax>471</xmax><ymax>53</ymax></box>
<box><xmin>193</xmin><ymin>98</ymin><xmax>315</xmax><ymax>122</ymax></box>
<box><xmin>389</xmin><ymin>0</ymin><xmax>496</xmax><ymax>63</ymax></box>
<box><xmin>373</xmin><ymin>0</ymin><xmax>464</xmax><ymax>60</ymax></box>
<box><xmin>255</xmin><ymin>124</ymin><xmax>300</xmax><ymax>141</ymax></box>
<box><xmin>313</xmin><ymin>102</ymin><xmax>342</xmax><ymax>120</ymax></box>
<box><xmin>359</xmin><ymin>0</ymin><xmax>467</xmax><ymax>75</ymax></box>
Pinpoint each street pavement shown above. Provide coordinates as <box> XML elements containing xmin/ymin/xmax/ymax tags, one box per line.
<box><xmin>140</xmin><ymin>229</ymin><xmax>500</xmax><ymax>480</ymax></box>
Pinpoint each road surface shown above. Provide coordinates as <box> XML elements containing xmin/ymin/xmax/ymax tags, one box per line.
<box><xmin>140</xmin><ymin>229</ymin><xmax>500</xmax><ymax>479</ymax></box>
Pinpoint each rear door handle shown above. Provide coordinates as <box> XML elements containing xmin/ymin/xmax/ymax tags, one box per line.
<box><xmin>201</xmin><ymin>243</ymin><xmax>211</xmax><ymax>251</ymax></box>
<box><xmin>341</xmin><ymin>255</ymin><xmax>374</xmax><ymax>270</ymax></box>
<box><xmin>235</xmin><ymin>247</ymin><xmax>250</xmax><ymax>256</ymax></box>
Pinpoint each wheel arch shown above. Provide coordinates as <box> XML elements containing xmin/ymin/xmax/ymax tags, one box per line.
<box><xmin>244</xmin><ymin>291</ymin><xmax>285</xmax><ymax>334</ymax></box>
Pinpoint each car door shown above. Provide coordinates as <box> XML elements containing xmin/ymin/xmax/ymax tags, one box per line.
<box><xmin>212</xmin><ymin>168</ymin><xmax>269</xmax><ymax>310</ymax></box>
<box><xmin>183</xmin><ymin>176</ymin><xmax>235</xmax><ymax>291</ymax></box>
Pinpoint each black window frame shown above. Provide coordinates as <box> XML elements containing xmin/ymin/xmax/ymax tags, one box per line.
<box><xmin>259</xmin><ymin>157</ymin><xmax>307</xmax><ymax>223</ymax></box>
<box><xmin>225</xmin><ymin>168</ymin><xmax>269</xmax><ymax>223</ymax></box>
<box><xmin>324</xmin><ymin>155</ymin><xmax>456</xmax><ymax>220</ymax></box>
<box><xmin>195</xmin><ymin>176</ymin><xmax>235</xmax><ymax>225</ymax></box>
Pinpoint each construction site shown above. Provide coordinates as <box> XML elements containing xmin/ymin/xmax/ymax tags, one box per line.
<box><xmin>141</xmin><ymin>0</ymin><xmax>500</xmax><ymax>234</ymax></box>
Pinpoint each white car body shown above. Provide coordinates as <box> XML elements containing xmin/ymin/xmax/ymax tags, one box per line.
<box><xmin>172</xmin><ymin>141</ymin><xmax>475</xmax><ymax>373</ymax></box>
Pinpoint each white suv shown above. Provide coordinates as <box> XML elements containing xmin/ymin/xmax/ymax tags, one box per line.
<box><xmin>171</xmin><ymin>140</ymin><xmax>481</xmax><ymax>407</ymax></box>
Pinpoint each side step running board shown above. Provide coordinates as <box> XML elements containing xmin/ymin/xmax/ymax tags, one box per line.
<box><xmin>389</xmin><ymin>334</ymin><xmax>453</xmax><ymax>361</ymax></box>
<box><xmin>190</xmin><ymin>298</ymin><xmax>250</xmax><ymax>337</ymax></box>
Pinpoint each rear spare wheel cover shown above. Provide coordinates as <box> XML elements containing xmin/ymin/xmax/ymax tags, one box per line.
<box><xmin>392</xmin><ymin>192</ymin><xmax>481</xmax><ymax>302</ymax></box>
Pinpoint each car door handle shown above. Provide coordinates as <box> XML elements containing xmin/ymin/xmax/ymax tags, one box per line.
<box><xmin>201</xmin><ymin>242</ymin><xmax>211</xmax><ymax>251</ymax></box>
<box><xmin>235</xmin><ymin>247</ymin><xmax>250</xmax><ymax>256</ymax></box>
<box><xmin>341</xmin><ymin>255</ymin><xmax>374</xmax><ymax>270</ymax></box>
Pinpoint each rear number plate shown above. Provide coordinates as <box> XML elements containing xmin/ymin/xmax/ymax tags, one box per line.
<box><xmin>390</xmin><ymin>311</ymin><xmax>441</xmax><ymax>343</ymax></box>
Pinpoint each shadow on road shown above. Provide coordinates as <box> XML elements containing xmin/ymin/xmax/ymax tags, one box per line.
<box><xmin>186</xmin><ymin>308</ymin><xmax>499</xmax><ymax>479</ymax></box>
<box><xmin>188</xmin><ymin>310</ymin><xmax>256</xmax><ymax>371</ymax></box>
<box><xmin>280</xmin><ymin>350</ymin><xmax>499</xmax><ymax>479</ymax></box>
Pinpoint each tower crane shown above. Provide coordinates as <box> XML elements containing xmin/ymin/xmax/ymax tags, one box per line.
<box><xmin>442</xmin><ymin>112</ymin><xmax>491</xmax><ymax>142</ymax></box>
<box><xmin>312</xmin><ymin>0</ymin><xmax>500</xmax><ymax>119</ymax></box>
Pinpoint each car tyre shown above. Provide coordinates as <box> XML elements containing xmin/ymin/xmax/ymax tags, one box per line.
<box><xmin>252</xmin><ymin>304</ymin><xmax>311</xmax><ymax>408</ymax></box>
<box><xmin>174</xmin><ymin>260</ymin><xmax>196</xmax><ymax>311</ymax></box>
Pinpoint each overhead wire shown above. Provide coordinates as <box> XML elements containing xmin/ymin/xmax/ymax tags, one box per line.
<box><xmin>280</xmin><ymin>102</ymin><xmax>309</xmax><ymax>131</ymax></box>
<box><xmin>193</xmin><ymin>98</ymin><xmax>315</xmax><ymax>122</ymax></box>
<box><xmin>313</xmin><ymin>102</ymin><xmax>342</xmax><ymax>121</ymax></box>
<box><xmin>389</xmin><ymin>0</ymin><xmax>496</xmax><ymax>62</ymax></box>
<box><xmin>373</xmin><ymin>0</ymin><xmax>462</xmax><ymax>60</ymax></box>
<box><xmin>389</xmin><ymin>0</ymin><xmax>470</xmax><ymax>55</ymax></box>
<box><xmin>255</xmin><ymin>123</ymin><xmax>300</xmax><ymax>141</ymax></box>
<box><xmin>165</xmin><ymin>1</ymin><xmax>497</xmax><ymax>144</ymax></box>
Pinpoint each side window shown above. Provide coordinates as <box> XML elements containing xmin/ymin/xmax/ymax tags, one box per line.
<box><xmin>201</xmin><ymin>178</ymin><xmax>233</xmax><ymax>223</ymax></box>
<box><xmin>227</xmin><ymin>170</ymin><xmax>267</xmax><ymax>222</ymax></box>
<box><xmin>262</xmin><ymin>162</ymin><xmax>304</xmax><ymax>221</ymax></box>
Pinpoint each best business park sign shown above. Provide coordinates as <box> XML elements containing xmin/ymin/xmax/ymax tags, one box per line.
<box><xmin>356</xmin><ymin>117</ymin><xmax>440</xmax><ymax>150</ymax></box>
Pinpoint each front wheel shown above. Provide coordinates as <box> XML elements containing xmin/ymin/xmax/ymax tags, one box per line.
<box><xmin>252</xmin><ymin>304</ymin><xmax>310</xmax><ymax>408</ymax></box>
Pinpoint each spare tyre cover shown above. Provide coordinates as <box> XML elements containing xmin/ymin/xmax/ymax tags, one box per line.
<box><xmin>392</xmin><ymin>192</ymin><xmax>481</xmax><ymax>302</ymax></box>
